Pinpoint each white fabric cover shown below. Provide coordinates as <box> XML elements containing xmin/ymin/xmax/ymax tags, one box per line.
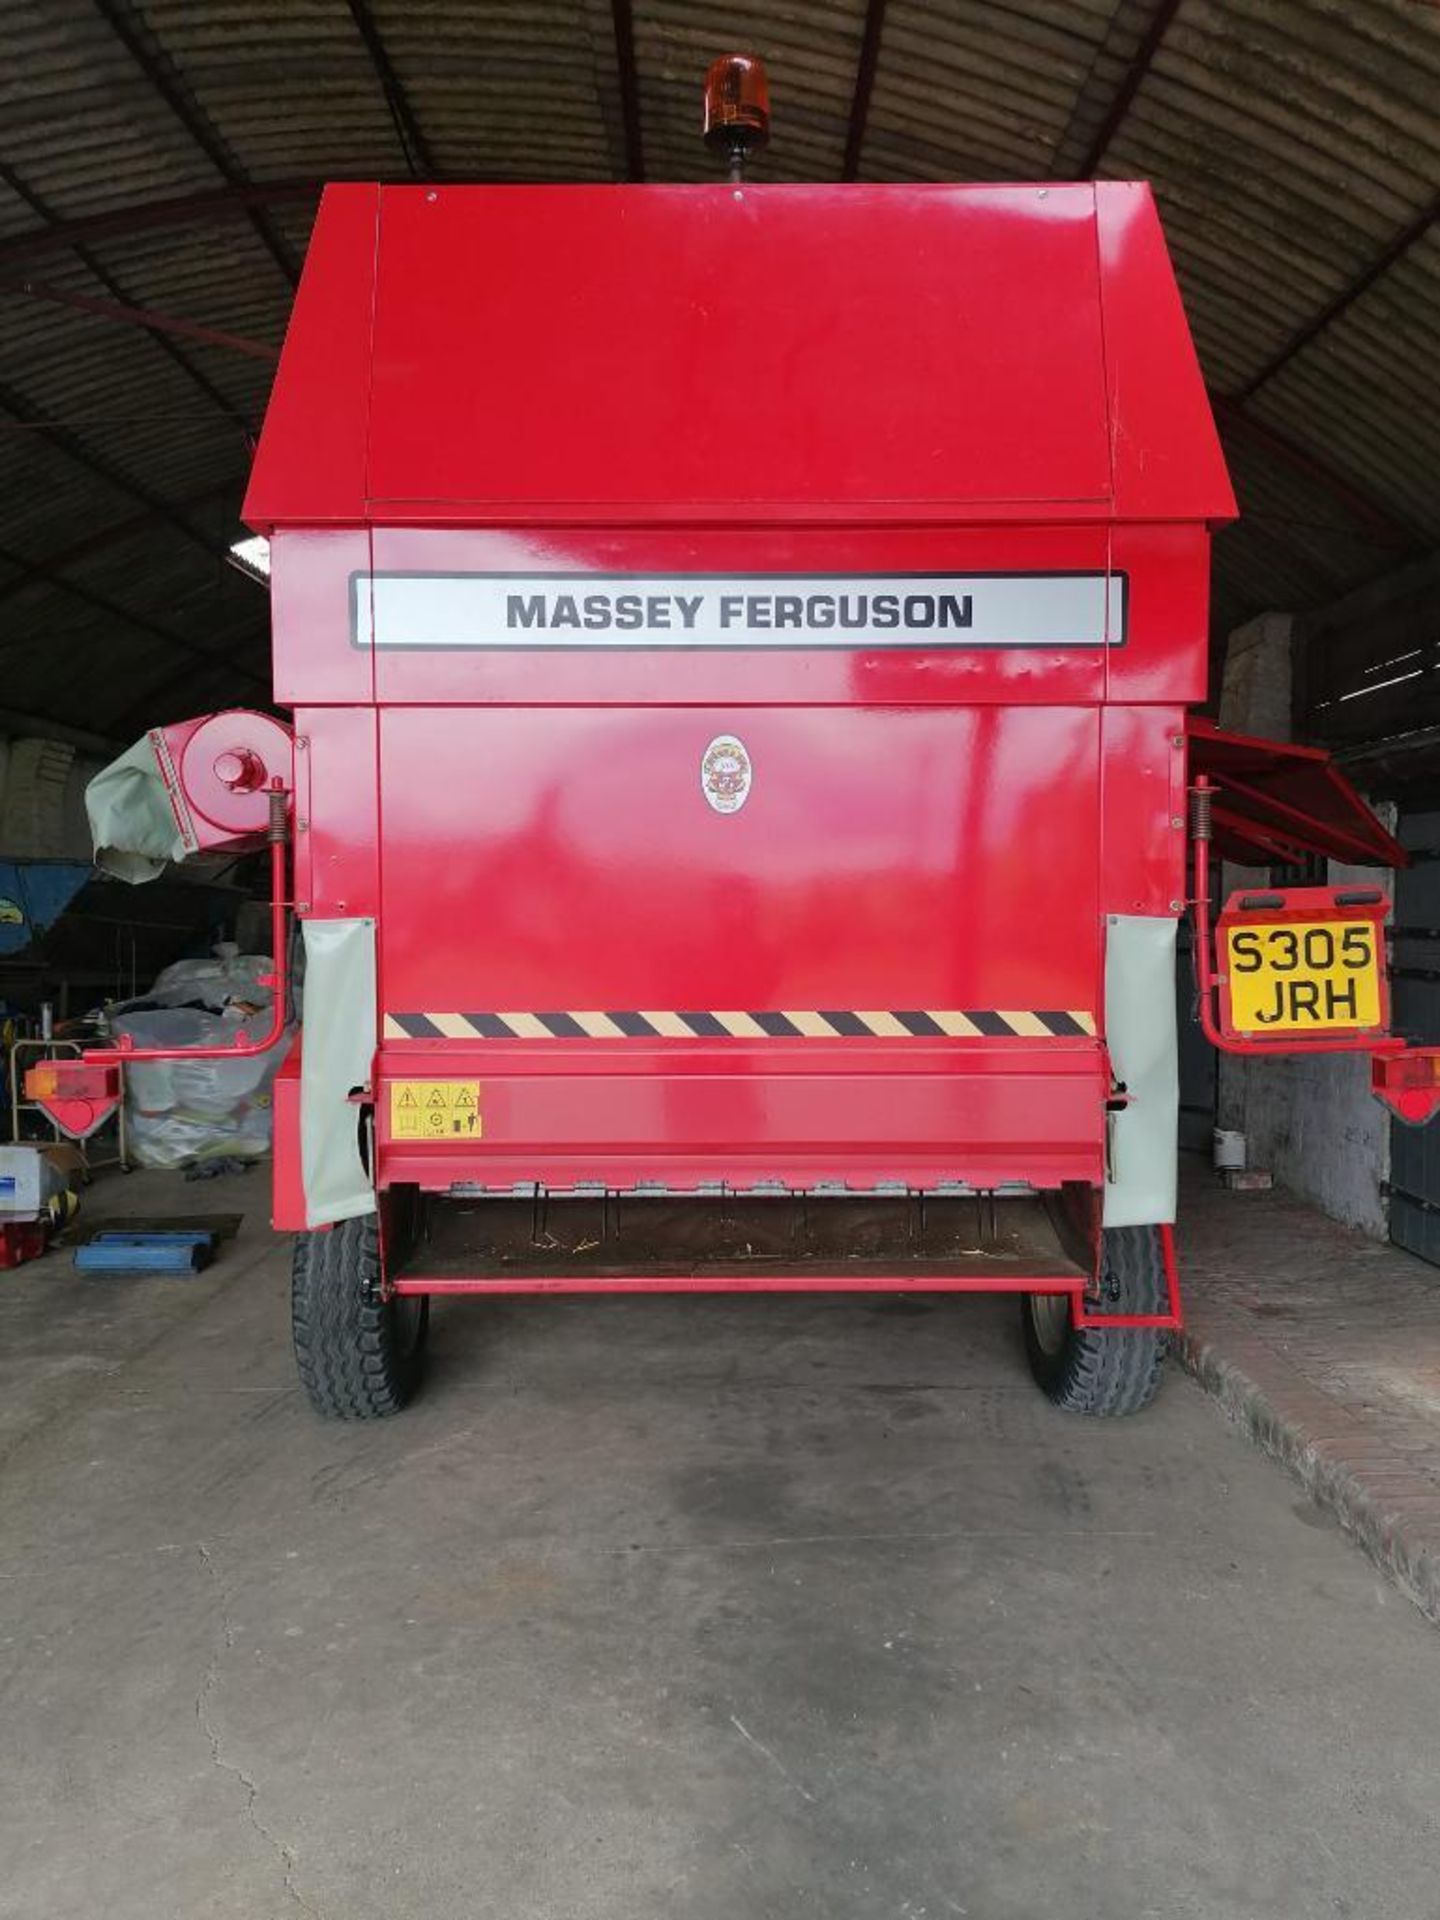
<box><xmin>300</xmin><ymin>917</ymin><xmax>378</xmax><ymax>1226</ymax></box>
<box><xmin>1103</xmin><ymin>915</ymin><xmax>1179</xmax><ymax>1229</ymax></box>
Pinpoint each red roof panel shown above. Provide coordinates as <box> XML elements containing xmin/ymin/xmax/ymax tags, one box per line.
<box><xmin>246</xmin><ymin>180</ymin><xmax>1234</xmax><ymax>531</ymax></box>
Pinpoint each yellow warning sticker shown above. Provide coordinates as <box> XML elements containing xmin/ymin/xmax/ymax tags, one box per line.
<box><xmin>389</xmin><ymin>1081</ymin><xmax>482</xmax><ymax>1140</ymax></box>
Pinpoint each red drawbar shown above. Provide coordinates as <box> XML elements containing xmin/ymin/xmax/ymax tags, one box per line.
<box><xmin>388</xmin><ymin>1227</ymin><xmax>1185</xmax><ymax>1326</ymax></box>
<box><xmin>391</xmin><ymin>1272</ymin><xmax>1086</xmax><ymax>1298</ymax></box>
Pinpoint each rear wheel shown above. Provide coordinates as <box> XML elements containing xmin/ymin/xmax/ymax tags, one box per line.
<box><xmin>292</xmin><ymin>1210</ymin><xmax>428</xmax><ymax>1419</ymax></box>
<box><xmin>1022</xmin><ymin>1224</ymin><xmax>1169</xmax><ymax>1416</ymax></box>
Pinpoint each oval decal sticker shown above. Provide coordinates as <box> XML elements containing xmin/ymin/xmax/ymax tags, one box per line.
<box><xmin>701</xmin><ymin>734</ymin><xmax>752</xmax><ymax>815</ymax></box>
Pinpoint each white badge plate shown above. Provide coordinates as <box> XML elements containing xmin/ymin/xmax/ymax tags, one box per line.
<box><xmin>354</xmin><ymin>572</ymin><xmax>1126</xmax><ymax>650</ymax></box>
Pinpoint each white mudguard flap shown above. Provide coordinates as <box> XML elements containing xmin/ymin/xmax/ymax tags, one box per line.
<box><xmin>1103</xmin><ymin>914</ymin><xmax>1179</xmax><ymax>1229</ymax></box>
<box><xmin>301</xmin><ymin>917</ymin><xmax>377</xmax><ymax>1226</ymax></box>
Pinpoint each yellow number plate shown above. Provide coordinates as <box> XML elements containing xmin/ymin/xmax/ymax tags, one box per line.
<box><xmin>1225</xmin><ymin>919</ymin><xmax>1380</xmax><ymax>1033</ymax></box>
<box><xmin>389</xmin><ymin>1080</ymin><xmax>482</xmax><ymax>1139</ymax></box>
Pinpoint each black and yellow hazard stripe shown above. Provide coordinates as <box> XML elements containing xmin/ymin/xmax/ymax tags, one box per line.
<box><xmin>382</xmin><ymin>1009</ymin><xmax>1096</xmax><ymax>1040</ymax></box>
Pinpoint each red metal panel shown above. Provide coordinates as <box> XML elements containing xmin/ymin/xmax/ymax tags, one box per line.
<box><xmin>271</xmin><ymin>1047</ymin><xmax>306</xmax><ymax>1231</ymax></box>
<box><xmin>375</xmin><ymin>703</ymin><xmax>1101</xmax><ymax>1016</ymax></box>
<box><xmin>1095</xmin><ymin>182</ymin><xmax>1236</xmax><ymax>528</ymax></box>
<box><xmin>1100</xmin><ymin>704</ymin><xmax>1187</xmax><ymax>917</ymax></box>
<box><xmin>244</xmin><ymin>182</ymin><xmax>1232</xmax><ymax>534</ymax></box>
<box><xmin>271</xmin><ymin>529</ymin><xmax>374</xmax><ymax>705</ymax></box>
<box><xmin>364</xmin><ymin>184</ymin><xmax>1112</xmax><ymax>518</ymax></box>
<box><xmin>243</xmin><ymin>184</ymin><xmax>377</xmax><ymax>530</ymax></box>
<box><xmin>292</xmin><ymin>705</ymin><xmax>379</xmax><ymax>919</ymax></box>
<box><xmin>374</xmin><ymin>1042</ymin><xmax>1106</xmax><ymax>1193</ymax></box>
<box><xmin>1105</xmin><ymin>524</ymin><xmax>1209</xmax><ymax>705</ymax></box>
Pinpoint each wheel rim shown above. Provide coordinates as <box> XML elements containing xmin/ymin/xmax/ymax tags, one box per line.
<box><xmin>1027</xmin><ymin>1291</ymin><xmax>1071</xmax><ymax>1357</ymax></box>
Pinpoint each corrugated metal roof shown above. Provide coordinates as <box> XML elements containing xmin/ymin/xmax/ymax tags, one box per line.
<box><xmin>1</xmin><ymin>0</ymin><xmax>1436</xmax><ymax>741</ymax></box>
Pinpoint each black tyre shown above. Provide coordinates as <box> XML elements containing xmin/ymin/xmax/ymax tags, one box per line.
<box><xmin>292</xmin><ymin>1211</ymin><xmax>429</xmax><ymax>1419</ymax></box>
<box><xmin>1022</xmin><ymin>1224</ymin><xmax>1168</xmax><ymax>1416</ymax></box>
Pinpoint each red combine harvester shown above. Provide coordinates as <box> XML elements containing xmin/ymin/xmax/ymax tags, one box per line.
<box><xmin>33</xmin><ymin>62</ymin><xmax>1440</xmax><ymax>1418</ymax></box>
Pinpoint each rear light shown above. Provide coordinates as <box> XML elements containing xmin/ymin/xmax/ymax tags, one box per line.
<box><xmin>1373</xmin><ymin>1050</ymin><xmax>1440</xmax><ymax>1126</ymax></box>
<box><xmin>24</xmin><ymin>1059</ymin><xmax>124</xmax><ymax>1143</ymax></box>
<box><xmin>26</xmin><ymin>1061</ymin><xmax>120</xmax><ymax>1102</ymax></box>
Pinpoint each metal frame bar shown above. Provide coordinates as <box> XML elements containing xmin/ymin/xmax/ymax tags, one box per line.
<box><xmin>107</xmin><ymin>596</ymin><xmax>281</xmax><ymax>723</ymax></box>
<box><xmin>0</xmin><ymin>157</ymin><xmax>259</xmax><ymax>435</ymax></box>
<box><xmin>0</xmin><ymin>535</ymin><xmax>269</xmax><ymax>692</ymax></box>
<box><xmin>1216</xmin><ymin>768</ymin><xmax>1406</xmax><ymax>869</ymax></box>
<box><xmin>2</xmin><ymin>277</ymin><xmax>278</xmax><ymax>361</ymax></box>
<box><xmin>392</xmin><ymin>1271</ymin><xmax>1086</xmax><ymax>1297</ymax></box>
<box><xmin>344</xmin><ymin>0</ymin><xmax>436</xmax><ymax>177</ymax></box>
<box><xmin>56</xmin><ymin>790</ymin><xmax>291</xmax><ymax>1070</ymax></box>
<box><xmin>0</xmin><ymin>182</ymin><xmax>322</xmax><ymax>268</ymax></box>
<box><xmin>610</xmin><ymin>0</ymin><xmax>645</xmax><ymax>182</ymax></box>
<box><xmin>1238</xmin><ymin>188</ymin><xmax>1440</xmax><ymax>402</ymax></box>
<box><xmin>0</xmin><ymin>377</ymin><xmax>235</xmax><ymax>564</ymax></box>
<box><xmin>1209</xmin><ymin>801</ymin><xmax>1325</xmax><ymax>869</ymax></box>
<box><xmin>841</xmin><ymin>0</ymin><xmax>888</xmax><ymax>182</ymax></box>
<box><xmin>91</xmin><ymin>0</ymin><xmax>301</xmax><ymax>287</ymax></box>
<box><xmin>1211</xmin><ymin>396</ymin><xmax>1421</xmax><ymax>555</ymax></box>
<box><xmin>0</xmin><ymin>481</ymin><xmax>242</xmax><ymax>611</ymax></box>
<box><xmin>110</xmin><ymin>637</ymin><xmax>273</xmax><ymax>735</ymax></box>
<box><xmin>1075</xmin><ymin>0</ymin><xmax>1183</xmax><ymax>178</ymax></box>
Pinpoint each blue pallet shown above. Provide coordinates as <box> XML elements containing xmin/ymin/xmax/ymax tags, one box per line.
<box><xmin>91</xmin><ymin>1230</ymin><xmax>216</xmax><ymax>1246</ymax></box>
<box><xmin>75</xmin><ymin>1231</ymin><xmax>216</xmax><ymax>1274</ymax></box>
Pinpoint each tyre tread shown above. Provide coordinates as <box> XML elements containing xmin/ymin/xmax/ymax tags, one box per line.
<box><xmin>292</xmin><ymin>1214</ymin><xmax>425</xmax><ymax>1419</ymax></box>
<box><xmin>1026</xmin><ymin>1224</ymin><xmax>1169</xmax><ymax>1417</ymax></box>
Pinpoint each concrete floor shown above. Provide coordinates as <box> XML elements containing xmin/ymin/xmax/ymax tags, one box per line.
<box><xmin>1180</xmin><ymin>1166</ymin><xmax>1440</xmax><ymax>1626</ymax></box>
<box><xmin>4</xmin><ymin>1170</ymin><xmax>1440</xmax><ymax>1919</ymax></box>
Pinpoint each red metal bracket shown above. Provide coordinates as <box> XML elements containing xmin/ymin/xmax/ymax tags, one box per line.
<box><xmin>1187</xmin><ymin>781</ymin><xmax>1440</xmax><ymax>1121</ymax></box>
<box><xmin>1214</xmin><ymin>883</ymin><xmax>1391</xmax><ymax>1040</ymax></box>
<box><xmin>1191</xmin><ymin>782</ymin><xmax>1404</xmax><ymax>1062</ymax></box>
<box><xmin>1071</xmin><ymin>1222</ymin><xmax>1183</xmax><ymax>1331</ymax></box>
<box><xmin>389</xmin><ymin>1273</ymin><xmax>1090</xmax><ymax>1297</ymax></box>
<box><xmin>29</xmin><ymin>784</ymin><xmax>292</xmax><ymax>1100</ymax></box>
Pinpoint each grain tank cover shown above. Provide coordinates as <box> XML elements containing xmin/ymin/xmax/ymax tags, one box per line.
<box><xmin>245</xmin><ymin>181</ymin><xmax>1235</xmax><ymax>532</ymax></box>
